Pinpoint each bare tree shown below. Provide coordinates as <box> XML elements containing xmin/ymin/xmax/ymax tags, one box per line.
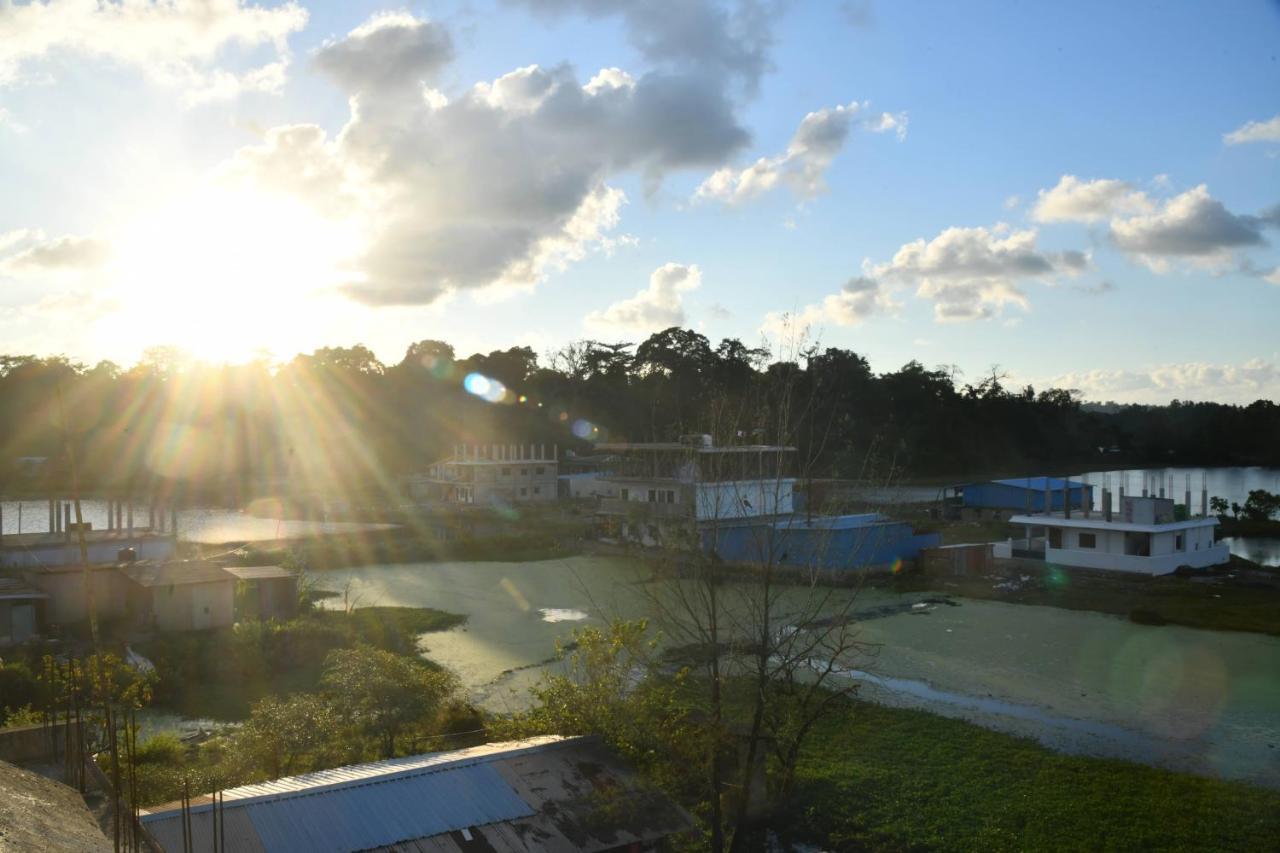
<box><xmin>633</xmin><ymin>321</ymin><xmax>899</xmax><ymax>850</ymax></box>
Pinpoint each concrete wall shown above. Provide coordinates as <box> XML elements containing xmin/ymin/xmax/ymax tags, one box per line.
<box><xmin>23</xmin><ymin>569</ymin><xmax>130</xmax><ymax>625</ymax></box>
<box><xmin>997</xmin><ymin>520</ymin><xmax>1228</xmax><ymax>574</ymax></box>
<box><xmin>143</xmin><ymin>580</ymin><xmax>235</xmax><ymax>632</ymax></box>
<box><xmin>0</xmin><ymin>722</ymin><xmax>65</xmax><ymax>765</ymax></box>
<box><xmin>0</xmin><ymin>536</ymin><xmax>175</xmax><ymax>570</ymax></box>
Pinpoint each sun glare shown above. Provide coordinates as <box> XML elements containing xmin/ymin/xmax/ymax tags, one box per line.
<box><xmin>111</xmin><ymin>186</ymin><xmax>362</xmax><ymax>363</ymax></box>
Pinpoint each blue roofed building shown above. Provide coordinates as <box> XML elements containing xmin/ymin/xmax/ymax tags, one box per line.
<box><xmin>949</xmin><ymin>477</ymin><xmax>1093</xmax><ymax>516</ymax></box>
<box><xmin>139</xmin><ymin>736</ymin><xmax>692</xmax><ymax>852</ymax></box>
<box><xmin>703</xmin><ymin>513</ymin><xmax>941</xmax><ymax>572</ymax></box>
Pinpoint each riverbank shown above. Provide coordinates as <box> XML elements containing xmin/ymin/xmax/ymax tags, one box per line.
<box><xmin>887</xmin><ymin>555</ymin><xmax>1280</xmax><ymax>636</ymax></box>
<box><xmin>787</xmin><ymin>698</ymin><xmax>1280</xmax><ymax>851</ymax></box>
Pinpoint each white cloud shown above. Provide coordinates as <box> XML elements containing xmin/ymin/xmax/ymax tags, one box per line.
<box><xmin>1032</xmin><ymin>176</ymin><xmax>1276</xmax><ymax>274</ymax></box>
<box><xmin>694</xmin><ymin>100</ymin><xmax>906</xmax><ymax>205</ymax></box>
<box><xmin>0</xmin><ymin>106</ymin><xmax>26</xmax><ymax>133</ymax></box>
<box><xmin>874</xmin><ymin>224</ymin><xmax>1088</xmax><ymax>321</ymax></box>
<box><xmin>1031</xmin><ymin>175</ymin><xmax>1151</xmax><ymax>223</ymax></box>
<box><xmin>0</xmin><ymin>230</ymin><xmax>112</xmax><ymax>276</ymax></box>
<box><xmin>762</xmin><ymin>275</ymin><xmax>896</xmax><ymax>336</ymax></box>
<box><xmin>1224</xmin><ymin>114</ymin><xmax>1280</xmax><ymax>145</ymax></box>
<box><xmin>226</xmin><ymin>12</ymin><xmax>756</xmax><ymax>306</ymax></box>
<box><xmin>1048</xmin><ymin>358</ymin><xmax>1280</xmax><ymax>404</ymax></box>
<box><xmin>586</xmin><ymin>262</ymin><xmax>700</xmax><ymax>331</ymax></box>
<box><xmin>0</xmin><ymin>0</ymin><xmax>307</xmax><ymax>101</ymax></box>
<box><xmin>1003</xmin><ymin>195</ymin><xmax>1020</xmax><ymax>210</ymax></box>
<box><xmin>1108</xmin><ymin>184</ymin><xmax>1267</xmax><ymax>271</ymax></box>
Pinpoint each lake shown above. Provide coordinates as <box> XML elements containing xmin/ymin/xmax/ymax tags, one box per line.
<box><xmin>0</xmin><ymin>499</ymin><xmax>392</xmax><ymax>543</ymax></box>
<box><xmin>312</xmin><ymin>555</ymin><xmax>1280</xmax><ymax>789</ymax></box>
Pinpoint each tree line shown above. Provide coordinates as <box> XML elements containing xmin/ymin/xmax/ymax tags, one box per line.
<box><xmin>2</xmin><ymin>328</ymin><xmax>1277</xmax><ymax>502</ymax></box>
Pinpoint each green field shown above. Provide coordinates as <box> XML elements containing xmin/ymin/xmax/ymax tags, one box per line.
<box><xmin>788</xmin><ymin>699</ymin><xmax>1280</xmax><ymax>852</ymax></box>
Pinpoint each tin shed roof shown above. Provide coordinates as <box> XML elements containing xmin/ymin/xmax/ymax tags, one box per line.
<box><xmin>222</xmin><ymin>565</ymin><xmax>296</xmax><ymax>581</ymax></box>
<box><xmin>120</xmin><ymin>561</ymin><xmax>233</xmax><ymax>587</ymax></box>
<box><xmin>141</xmin><ymin>736</ymin><xmax>693</xmax><ymax>853</ymax></box>
<box><xmin>0</xmin><ymin>577</ymin><xmax>48</xmax><ymax>600</ymax></box>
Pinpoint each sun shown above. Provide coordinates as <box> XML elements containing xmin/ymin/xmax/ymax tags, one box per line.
<box><xmin>109</xmin><ymin>185</ymin><xmax>362</xmax><ymax>363</ymax></box>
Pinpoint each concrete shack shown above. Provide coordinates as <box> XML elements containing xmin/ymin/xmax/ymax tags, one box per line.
<box><xmin>121</xmin><ymin>561</ymin><xmax>235</xmax><ymax>632</ymax></box>
<box><xmin>20</xmin><ymin>563</ymin><xmax>131</xmax><ymax>626</ymax></box>
<box><xmin>0</xmin><ymin>577</ymin><xmax>48</xmax><ymax>645</ymax></box>
<box><xmin>224</xmin><ymin>565</ymin><xmax>298</xmax><ymax>621</ymax></box>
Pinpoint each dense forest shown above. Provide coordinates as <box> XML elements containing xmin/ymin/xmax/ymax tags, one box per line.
<box><xmin>1</xmin><ymin>327</ymin><xmax>1277</xmax><ymax>502</ymax></box>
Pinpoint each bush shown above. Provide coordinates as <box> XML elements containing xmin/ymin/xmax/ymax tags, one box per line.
<box><xmin>135</xmin><ymin>733</ymin><xmax>185</xmax><ymax>766</ymax></box>
<box><xmin>0</xmin><ymin>662</ymin><xmax>42</xmax><ymax>725</ymax></box>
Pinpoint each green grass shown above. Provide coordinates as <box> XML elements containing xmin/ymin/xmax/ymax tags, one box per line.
<box><xmin>788</xmin><ymin>700</ymin><xmax>1280</xmax><ymax>852</ymax></box>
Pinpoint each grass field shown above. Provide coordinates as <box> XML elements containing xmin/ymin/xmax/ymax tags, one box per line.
<box><xmin>788</xmin><ymin>699</ymin><xmax>1280</xmax><ymax>852</ymax></box>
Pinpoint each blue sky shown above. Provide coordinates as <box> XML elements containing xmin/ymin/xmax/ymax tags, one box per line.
<box><xmin>1</xmin><ymin>0</ymin><xmax>1277</xmax><ymax>402</ymax></box>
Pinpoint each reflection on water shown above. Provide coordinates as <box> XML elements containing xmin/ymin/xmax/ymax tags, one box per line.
<box><xmin>313</xmin><ymin>556</ymin><xmax>1280</xmax><ymax>787</ymax></box>
<box><xmin>539</xmin><ymin>607</ymin><xmax>589</xmax><ymax>623</ymax></box>
<box><xmin>1220</xmin><ymin>537</ymin><xmax>1280</xmax><ymax>568</ymax></box>
<box><xmin>0</xmin><ymin>499</ymin><xmax>392</xmax><ymax>543</ymax></box>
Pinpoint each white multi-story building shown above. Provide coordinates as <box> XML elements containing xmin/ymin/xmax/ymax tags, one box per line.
<box><xmin>408</xmin><ymin>443</ymin><xmax>559</xmax><ymax>506</ymax></box>
<box><xmin>994</xmin><ymin>495</ymin><xmax>1229</xmax><ymax>575</ymax></box>
<box><xmin>594</xmin><ymin>436</ymin><xmax>796</xmax><ymax>546</ymax></box>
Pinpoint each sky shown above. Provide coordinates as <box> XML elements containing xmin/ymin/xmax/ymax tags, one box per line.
<box><xmin>1</xmin><ymin>0</ymin><xmax>1278</xmax><ymax>404</ymax></box>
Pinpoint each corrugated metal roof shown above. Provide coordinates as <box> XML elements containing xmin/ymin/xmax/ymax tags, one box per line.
<box><xmin>141</xmin><ymin>736</ymin><xmax>695</xmax><ymax>853</ymax></box>
<box><xmin>0</xmin><ymin>577</ymin><xmax>48</xmax><ymax>599</ymax></box>
<box><xmin>121</xmin><ymin>561</ymin><xmax>233</xmax><ymax>587</ymax></box>
<box><xmin>222</xmin><ymin>565</ymin><xmax>296</xmax><ymax>581</ymax></box>
<box><xmin>989</xmin><ymin>477</ymin><xmax>1088</xmax><ymax>490</ymax></box>
<box><xmin>243</xmin><ymin>763</ymin><xmax>531</xmax><ymax>853</ymax></box>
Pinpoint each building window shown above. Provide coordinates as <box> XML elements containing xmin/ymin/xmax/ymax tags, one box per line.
<box><xmin>533</xmin><ymin>486</ymin><xmax>541</xmax><ymax>495</ymax></box>
<box><xmin>648</xmin><ymin>489</ymin><xmax>657</xmax><ymax>502</ymax></box>
<box><xmin>520</xmin><ymin>487</ymin><xmax>528</xmax><ymax>497</ymax></box>
<box><xmin>621</xmin><ymin>488</ymin><xmax>630</xmax><ymax>501</ymax></box>
<box><xmin>1048</xmin><ymin>528</ymin><xmax>1063</xmax><ymax>548</ymax></box>
<box><xmin>665</xmin><ymin>489</ymin><xmax>676</xmax><ymax>503</ymax></box>
<box><xmin>501</xmin><ymin>467</ymin><xmax>511</xmax><ymax>476</ymax></box>
<box><xmin>1078</xmin><ymin>532</ymin><xmax>1096</xmax><ymax>549</ymax></box>
<box><xmin>521</xmin><ymin>468</ymin><xmax>529</xmax><ymax>476</ymax></box>
<box><xmin>535</xmin><ymin>466</ymin><xmax>545</xmax><ymax>475</ymax></box>
<box><xmin>1175</xmin><ymin>533</ymin><xmax>1184</xmax><ymax>551</ymax></box>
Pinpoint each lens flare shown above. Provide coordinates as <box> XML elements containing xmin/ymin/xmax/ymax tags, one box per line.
<box><xmin>463</xmin><ymin>372</ymin><xmax>508</xmax><ymax>403</ymax></box>
<box><xmin>891</xmin><ymin>557</ymin><xmax>904</xmax><ymax>574</ymax></box>
<box><xmin>572</xmin><ymin>419</ymin><xmax>595</xmax><ymax>439</ymax></box>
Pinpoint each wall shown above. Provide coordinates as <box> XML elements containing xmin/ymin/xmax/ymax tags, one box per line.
<box><xmin>0</xmin><ymin>536</ymin><xmax>175</xmax><ymax>570</ymax></box>
<box><xmin>23</xmin><ymin>569</ymin><xmax>129</xmax><ymax>624</ymax></box>
<box><xmin>694</xmin><ymin>479</ymin><xmax>795</xmax><ymax>522</ymax></box>
<box><xmin>704</xmin><ymin>518</ymin><xmax>940</xmax><ymax>571</ymax></box>
<box><xmin>0</xmin><ymin>722</ymin><xmax>65</xmax><ymax>765</ymax></box>
<box><xmin>146</xmin><ymin>580</ymin><xmax>235</xmax><ymax>632</ymax></box>
<box><xmin>964</xmin><ymin>483</ymin><xmax>1090</xmax><ymax>512</ymax></box>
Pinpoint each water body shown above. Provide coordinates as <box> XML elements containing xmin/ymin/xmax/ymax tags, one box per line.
<box><xmin>1072</xmin><ymin>466</ymin><xmax>1280</xmax><ymax>566</ymax></box>
<box><xmin>0</xmin><ymin>499</ymin><xmax>392</xmax><ymax>543</ymax></box>
<box><xmin>312</xmin><ymin>556</ymin><xmax>1280</xmax><ymax>788</ymax></box>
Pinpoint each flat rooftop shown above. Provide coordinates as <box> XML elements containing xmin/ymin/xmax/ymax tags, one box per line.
<box><xmin>1010</xmin><ymin>512</ymin><xmax>1218</xmax><ymax>534</ymax></box>
<box><xmin>595</xmin><ymin>442</ymin><xmax>796</xmax><ymax>453</ymax></box>
<box><xmin>0</xmin><ymin>529</ymin><xmax>172</xmax><ymax>549</ymax></box>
